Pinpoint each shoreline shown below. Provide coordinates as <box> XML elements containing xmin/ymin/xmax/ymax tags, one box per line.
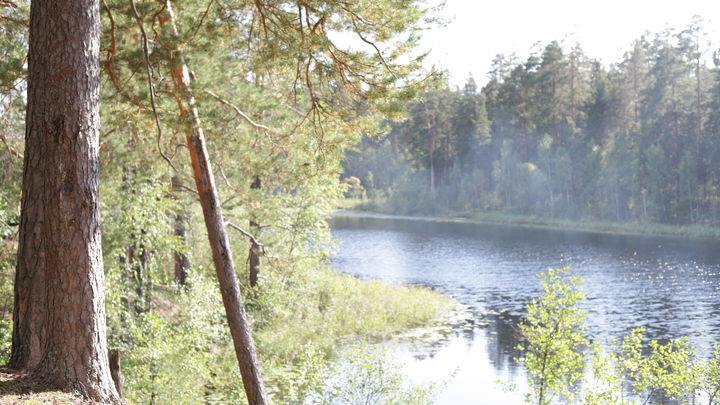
<box><xmin>331</xmin><ymin>208</ymin><xmax>720</xmax><ymax>243</ymax></box>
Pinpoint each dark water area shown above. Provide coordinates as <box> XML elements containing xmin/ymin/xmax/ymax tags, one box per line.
<box><xmin>328</xmin><ymin>213</ymin><xmax>720</xmax><ymax>404</ymax></box>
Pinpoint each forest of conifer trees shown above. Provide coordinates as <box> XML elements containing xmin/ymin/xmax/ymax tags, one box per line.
<box><xmin>344</xmin><ymin>17</ymin><xmax>720</xmax><ymax>227</ymax></box>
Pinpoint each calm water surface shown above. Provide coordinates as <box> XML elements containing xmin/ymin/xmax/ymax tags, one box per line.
<box><xmin>328</xmin><ymin>213</ymin><xmax>720</xmax><ymax>404</ymax></box>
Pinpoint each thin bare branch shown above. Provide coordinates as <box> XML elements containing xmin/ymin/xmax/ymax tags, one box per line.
<box><xmin>283</xmin><ymin>102</ymin><xmax>306</xmax><ymax>118</ymax></box>
<box><xmin>129</xmin><ymin>0</ymin><xmax>178</xmax><ymax>172</ymax></box>
<box><xmin>171</xmin><ymin>181</ymin><xmax>199</xmax><ymax>195</ymax></box>
<box><xmin>220</xmin><ymin>193</ymin><xmax>242</xmax><ymax>207</ymax></box>
<box><xmin>226</xmin><ymin>221</ymin><xmax>263</xmax><ymax>248</ymax></box>
<box><xmin>186</xmin><ymin>0</ymin><xmax>215</xmax><ymax>44</ymax></box>
<box><xmin>101</xmin><ymin>128</ymin><xmax>117</xmax><ymax>138</ymax></box>
<box><xmin>226</xmin><ymin>221</ymin><xmax>283</xmax><ymax>262</ymax></box>
<box><xmin>0</xmin><ymin>132</ymin><xmax>22</xmax><ymax>160</ymax></box>
<box><xmin>350</xmin><ymin>15</ymin><xmax>396</xmax><ymax>78</ymax></box>
<box><xmin>0</xmin><ymin>14</ymin><xmax>25</xmax><ymax>25</ymax></box>
<box><xmin>101</xmin><ymin>0</ymin><xmax>121</xmax><ymax>92</ymax></box>
<box><xmin>204</xmin><ymin>90</ymin><xmax>271</xmax><ymax>132</ymax></box>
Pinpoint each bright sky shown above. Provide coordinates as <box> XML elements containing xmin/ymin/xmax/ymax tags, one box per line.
<box><xmin>422</xmin><ymin>0</ymin><xmax>720</xmax><ymax>87</ymax></box>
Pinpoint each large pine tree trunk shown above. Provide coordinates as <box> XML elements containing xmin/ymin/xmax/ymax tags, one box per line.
<box><xmin>10</xmin><ymin>0</ymin><xmax>120</xmax><ymax>402</ymax></box>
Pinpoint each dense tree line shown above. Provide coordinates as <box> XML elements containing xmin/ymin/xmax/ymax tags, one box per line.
<box><xmin>345</xmin><ymin>17</ymin><xmax>720</xmax><ymax>226</ymax></box>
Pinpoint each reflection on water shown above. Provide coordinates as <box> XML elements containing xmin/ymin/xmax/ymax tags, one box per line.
<box><xmin>328</xmin><ymin>213</ymin><xmax>720</xmax><ymax>404</ymax></box>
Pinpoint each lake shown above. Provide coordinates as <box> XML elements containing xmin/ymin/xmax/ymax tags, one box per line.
<box><xmin>327</xmin><ymin>212</ymin><xmax>720</xmax><ymax>404</ymax></box>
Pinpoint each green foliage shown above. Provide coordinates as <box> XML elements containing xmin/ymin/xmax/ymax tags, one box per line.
<box><xmin>114</xmin><ymin>277</ymin><xmax>242</xmax><ymax>405</ymax></box>
<box><xmin>514</xmin><ymin>268</ymin><xmax>720</xmax><ymax>405</ymax></box>
<box><xmin>255</xmin><ymin>267</ymin><xmax>452</xmax><ymax>363</ymax></box>
<box><xmin>102</xmin><ymin>179</ymin><xmax>237</xmax><ymax>404</ymax></box>
<box><xmin>266</xmin><ymin>342</ymin><xmax>329</xmax><ymax>404</ymax></box>
<box><xmin>578</xmin><ymin>342</ymin><xmax>632</xmax><ymax>405</ymax></box>
<box><xmin>616</xmin><ymin>328</ymin><xmax>695</xmax><ymax>403</ymax></box>
<box><xmin>103</xmin><ymin>178</ymin><xmax>185</xmax><ymax>314</ymax></box>
<box><xmin>104</xmin><ymin>241</ymin><xmax>450</xmax><ymax>405</ymax></box>
<box><xmin>92</xmin><ymin>164</ymin><xmax>451</xmax><ymax>405</ymax></box>
<box><xmin>0</xmin><ymin>0</ymin><xmax>28</xmax><ymax>93</ymax></box>
<box><xmin>0</xmin><ymin>1</ymin><xmax>25</xmax><ymax>211</ymax></box>
<box><xmin>0</xmin><ymin>195</ymin><xmax>16</xmax><ymax>365</ymax></box>
<box><xmin>693</xmin><ymin>343</ymin><xmax>720</xmax><ymax>404</ymax></box>
<box><xmin>517</xmin><ymin>268</ymin><xmax>588</xmax><ymax>405</ymax></box>
<box><xmin>284</xmin><ymin>343</ymin><xmax>442</xmax><ymax>405</ymax></box>
<box><xmin>0</xmin><ymin>319</ymin><xmax>11</xmax><ymax>366</ymax></box>
<box><xmin>320</xmin><ymin>344</ymin><xmax>441</xmax><ymax>405</ymax></box>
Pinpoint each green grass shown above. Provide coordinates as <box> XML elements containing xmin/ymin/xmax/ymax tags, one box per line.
<box><xmin>337</xmin><ymin>199</ymin><xmax>720</xmax><ymax>241</ymax></box>
<box><xmin>255</xmin><ymin>268</ymin><xmax>454</xmax><ymax>404</ymax></box>
<box><xmin>465</xmin><ymin>211</ymin><xmax>720</xmax><ymax>240</ymax></box>
<box><xmin>99</xmin><ymin>258</ymin><xmax>454</xmax><ymax>404</ymax></box>
<box><xmin>255</xmin><ymin>268</ymin><xmax>453</xmax><ymax>363</ymax></box>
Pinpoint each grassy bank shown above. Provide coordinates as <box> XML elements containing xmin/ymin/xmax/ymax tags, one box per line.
<box><xmin>104</xmin><ymin>264</ymin><xmax>453</xmax><ymax>404</ymax></box>
<box><xmin>257</xmin><ymin>270</ymin><xmax>453</xmax><ymax>363</ymax></box>
<box><xmin>259</xmin><ymin>268</ymin><xmax>454</xmax><ymax>403</ymax></box>
<box><xmin>338</xmin><ymin>199</ymin><xmax>720</xmax><ymax>241</ymax></box>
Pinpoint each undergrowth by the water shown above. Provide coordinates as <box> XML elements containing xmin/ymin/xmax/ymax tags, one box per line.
<box><xmin>0</xmin><ymin>182</ymin><xmax>454</xmax><ymax>405</ymax></box>
<box><xmin>102</xmin><ymin>265</ymin><xmax>452</xmax><ymax>404</ymax></box>
<box><xmin>255</xmin><ymin>268</ymin><xmax>451</xmax><ymax>361</ymax></box>
<box><xmin>269</xmin><ymin>342</ymin><xmax>447</xmax><ymax>405</ymax></box>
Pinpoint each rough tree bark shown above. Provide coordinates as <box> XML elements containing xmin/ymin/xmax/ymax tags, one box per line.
<box><xmin>10</xmin><ymin>0</ymin><xmax>120</xmax><ymax>402</ymax></box>
<box><xmin>172</xmin><ymin>175</ymin><xmax>190</xmax><ymax>286</ymax></box>
<box><xmin>249</xmin><ymin>175</ymin><xmax>261</xmax><ymax>288</ymax></box>
<box><xmin>163</xmin><ymin>2</ymin><xmax>268</xmax><ymax>404</ymax></box>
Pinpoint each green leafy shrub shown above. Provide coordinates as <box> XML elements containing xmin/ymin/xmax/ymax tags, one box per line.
<box><xmin>693</xmin><ymin>343</ymin><xmax>720</xmax><ymax>404</ymax></box>
<box><xmin>517</xmin><ymin>268</ymin><xmax>588</xmax><ymax>405</ymax></box>
<box><xmin>616</xmin><ymin>328</ymin><xmax>695</xmax><ymax>404</ymax></box>
<box><xmin>515</xmin><ymin>268</ymin><xmax>718</xmax><ymax>405</ymax></box>
<box><xmin>276</xmin><ymin>343</ymin><xmax>443</xmax><ymax>405</ymax></box>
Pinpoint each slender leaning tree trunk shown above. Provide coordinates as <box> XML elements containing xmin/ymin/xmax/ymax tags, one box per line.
<box><xmin>163</xmin><ymin>2</ymin><xmax>268</xmax><ymax>404</ymax></box>
<box><xmin>10</xmin><ymin>0</ymin><xmax>120</xmax><ymax>402</ymax></box>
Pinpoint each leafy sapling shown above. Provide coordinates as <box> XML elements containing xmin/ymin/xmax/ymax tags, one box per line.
<box><xmin>517</xmin><ymin>267</ymin><xmax>588</xmax><ymax>405</ymax></box>
<box><xmin>693</xmin><ymin>343</ymin><xmax>720</xmax><ymax>405</ymax></box>
<box><xmin>616</xmin><ymin>328</ymin><xmax>696</xmax><ymax>404</ymax></box>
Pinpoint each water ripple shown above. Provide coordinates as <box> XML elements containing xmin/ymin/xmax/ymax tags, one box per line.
<box><xmin>329</xmin><ymin>215</ymin><xmax>720</xmax><ymax>404</ymax></box>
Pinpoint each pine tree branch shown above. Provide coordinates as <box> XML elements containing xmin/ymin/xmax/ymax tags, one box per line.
<box><xmin>0</xmin><ymin>0</ymin><xmax>17</xmax><ymax>9</ymax></box>
<box><xmin>203</xmin><ymin>90</ymin><xmax>271</xmax><ymax>132</ymax></box>
<box><xmin>0</xmin><ymin>132</ymin><xmax>22</xmax><ymax>160</ymax></box>
<box><xmin>185</xmin><ymin>0</ymin><xmax>215</xmax><ymax>44</ymax></box>
<box><xmin>349</xmin><ymin>15</ymin><xmax>395</xmax><ymax>78</ymax></box>
<box><xmin>225</xmin><ymin>221</ymin><xmax>263</xmax><ymax>249</ymax></box>
<box><xmin>129</xmin><ymin>0</ymin><xmax>178</xmax><ymax>172</ymax></box>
